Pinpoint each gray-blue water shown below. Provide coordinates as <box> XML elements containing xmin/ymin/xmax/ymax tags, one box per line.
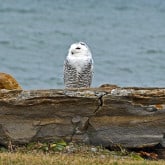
<box><xmin>0</xmin><ymin>0</ymin><xmax>165</xmax><ymax>90</ymax></box>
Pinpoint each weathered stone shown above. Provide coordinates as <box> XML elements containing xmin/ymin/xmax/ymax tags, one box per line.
<box><xmin>0</xmin><ymin>72</ymin><xmax>22</xmax><ymax>90</ymax></box>
<box><xmin>72</xmin><ymin>116</ymin><xmax>81</xmax><ymax>124</ymax></box>
<box><xmin>0</xmin><ymin>86</ymin><xmax>165</xmax><ymax>153</ymax></box>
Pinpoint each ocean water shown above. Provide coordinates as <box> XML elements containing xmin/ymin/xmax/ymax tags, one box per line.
<box><xmin>0</xmin><ymin>0</ymin><xmax>165</xmax><ymax>90</ymax></box>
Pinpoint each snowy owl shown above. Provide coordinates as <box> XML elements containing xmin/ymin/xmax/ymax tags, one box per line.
<box><xmin>64</xmin><ymin>42</ymin><xmax>93</xmax><ymax>89</ymax></box>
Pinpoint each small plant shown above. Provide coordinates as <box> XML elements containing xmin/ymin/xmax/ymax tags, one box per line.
<box><xmin>50</xmin><ymin>140</ymin><xmax>67</xmax><ymax>151</ymax></box>
<box><xmin>26</xmin><ymin>140</ymin><xmax>67</xmax><ymax>153</ymax></box>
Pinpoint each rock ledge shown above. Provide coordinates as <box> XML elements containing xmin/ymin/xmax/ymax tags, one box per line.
<box><xmin>0</xmin><ymin>86</ymin><xmax>165</xmax><ymax>151</ymax></box>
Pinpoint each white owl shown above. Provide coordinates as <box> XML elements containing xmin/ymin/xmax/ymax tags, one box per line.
<box><xmin>64</xmin><ymin>42</ymin><xmax>93</xmax><ymax>88</ymax></box>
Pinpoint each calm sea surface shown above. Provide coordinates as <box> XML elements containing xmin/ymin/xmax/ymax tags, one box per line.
<box><xmin>0</xmin><ymin>0</ymin><xmax>165</xmax><ymax>89</ymax></box>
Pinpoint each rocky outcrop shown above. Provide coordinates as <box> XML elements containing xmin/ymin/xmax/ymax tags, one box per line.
<box><xmin>0</xmin><ymin>73</ymin><xmax>22</xmax><ymax>90</ymax></box>
<box><xmin>0</xmin><ymin>85</ymin><xmax>165</xmax><ymax>151</ymax></box>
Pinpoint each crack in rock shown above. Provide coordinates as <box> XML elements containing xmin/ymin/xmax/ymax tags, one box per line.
<box><xmin>94</xmin><ymin>92</ymin><xmax>106</xmax><ymax>113</ymax></box>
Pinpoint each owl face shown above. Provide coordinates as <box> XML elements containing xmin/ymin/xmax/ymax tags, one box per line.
<box><xmin>68</xmin><ymin>42</ymin><xmax>91</xmax><ymax>56</ymax></box>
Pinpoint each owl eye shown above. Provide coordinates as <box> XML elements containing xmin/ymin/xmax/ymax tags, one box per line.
<box><xmin>80</xmin><ymin>42</ymin><xmax>86</xmax><ymax>46</ymax></box>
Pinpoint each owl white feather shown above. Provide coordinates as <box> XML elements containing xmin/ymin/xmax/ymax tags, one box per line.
<box><xmin>64</xmin><ymin>42</ymin><xmax>93</xmax><ymax>88</ymax></box>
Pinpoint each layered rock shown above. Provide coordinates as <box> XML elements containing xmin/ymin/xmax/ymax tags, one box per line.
<box><xmin>0</xmin><ymin>85</ymin><xmax>165</xmax><ymax>151</ymax></box>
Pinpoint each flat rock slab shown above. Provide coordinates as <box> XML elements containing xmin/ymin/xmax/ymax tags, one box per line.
<box><xmin>0</xmin><ymin>86</ymin><xmax>165</xmax><ymax>150</ymax></box>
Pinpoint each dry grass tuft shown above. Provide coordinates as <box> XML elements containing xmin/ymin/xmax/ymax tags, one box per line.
<box><xmin>0</xmin><ymin>142</ymin><xmax>164</xmax><ymax>165</ymax></box>
<box><xmin>0</xmin><ymin>152</ymin><xmax>164</xmax><ymax>165</ymax></box>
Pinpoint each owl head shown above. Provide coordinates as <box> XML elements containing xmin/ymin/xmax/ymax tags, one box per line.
<box><xmin>68</xmin><ymin>42</ymin><xmax>92</xmax><ymax>57</ymax></box>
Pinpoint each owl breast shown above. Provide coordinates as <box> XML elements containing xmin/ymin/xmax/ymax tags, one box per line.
<box><xmin>64</xmin><ymin>58</ymin><xmax>93</xmax><ymax>88</ymax></box>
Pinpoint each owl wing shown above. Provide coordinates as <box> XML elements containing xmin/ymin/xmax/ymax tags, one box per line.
<box><xmin>64</xmin><ymin>59</ymin><xmax>78</xmax><ymax>88</ymax></box>
<box><xmin>79</xmin><ymin>59</ymin><xmax>93</xmax><ymax>87</ymax></box>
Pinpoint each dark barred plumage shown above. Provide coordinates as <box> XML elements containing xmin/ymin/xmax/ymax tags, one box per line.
<box><xmin>64</xmin><ymin>59</ymin><xmax>93</xmax><ymax>88</ymax></box>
